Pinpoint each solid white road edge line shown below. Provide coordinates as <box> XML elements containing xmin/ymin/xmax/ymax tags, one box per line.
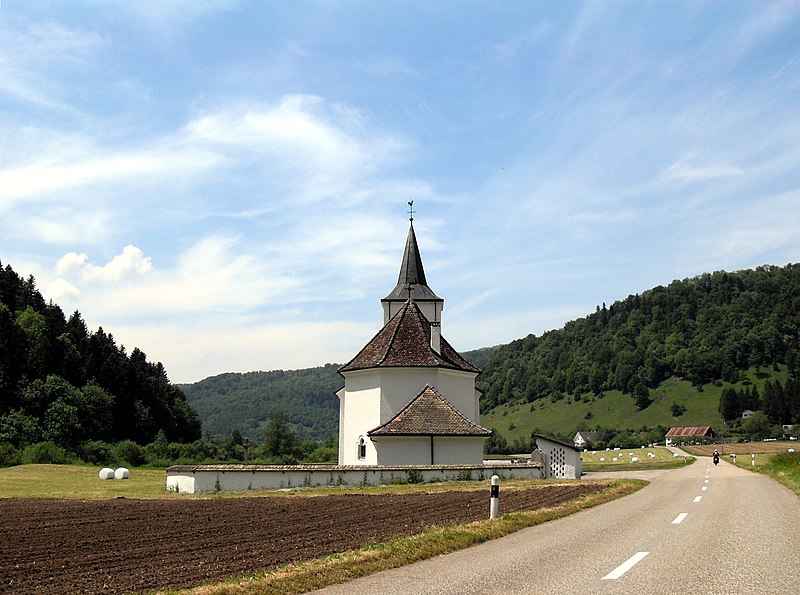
<box><xmin>602</xmin><ymin>551</ymin><xmax>650</xmax><ymax>580</ymax></box>
<box><xmin>672</xmin><ymin>512</ymin><xmax>688</xmax><ymax>524</ymax></box>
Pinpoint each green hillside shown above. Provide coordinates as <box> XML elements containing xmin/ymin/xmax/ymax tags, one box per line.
<box><xmin>478</xmin><ymin>264</ymin><xmax>800</xmax><ymax>412</ymax></box>
<box><xmin>483</xmin><ymin>367</ymin><xmax>789</xmax><ymax>446</ymax></box>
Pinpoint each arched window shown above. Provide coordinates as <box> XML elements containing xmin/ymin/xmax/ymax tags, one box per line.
<box><xmin>357</xmin><ymin>436</ymin><xmax>367</xmax><ymax>460</ymax></box>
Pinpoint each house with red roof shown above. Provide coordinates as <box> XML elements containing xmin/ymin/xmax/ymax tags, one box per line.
<box><xmin>336</xmin><ymin>217</ymin><xmax>491</xmax><ymax>466</ymax></box>
<box><xmin>665</xmin><ymin>426</ymin><xmax>717</xmax><ymax>446</ymax></box>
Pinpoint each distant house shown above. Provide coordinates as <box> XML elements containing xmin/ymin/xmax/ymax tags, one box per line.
<box><xmin>783</xmin><ymin>424</ymin><xmax>797</xmax><ymax>438</ymax></box>
<box><xmin>665</xmin><ymin>426</ymin><xmax>717</xmax><ymax>446</ymax></box>
<box><xmin>533</xmin><ymin>435</ymin><xmax>583</xmax><ymax>479</ymax></box>
<box><xmin>741</xmin><ymin>410</ymin><xmax>755</xmax><ymax>419</ymax></box>
<box><xmin>573</xmin><ymin>431</ymin><xmax>600</xmax><ymax>449</ymax></box>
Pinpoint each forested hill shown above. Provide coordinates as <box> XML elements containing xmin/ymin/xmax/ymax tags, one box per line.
<box><xmin>179</xmin><ymin>347</ymin><xmax>497</xmax><ymax>441</ymax></box>
<box><xmin>178</xmin><ymin>365</ymin><xmax>342</xmax><ymax>442</ymax></box>
<box><xmin>478</xmin><ymin>264</ymin><xmax>800</xmax><ymax>412</ymax></box>
<box><xmin>0</xmin><ymin>261</ymin><xmax>201</xmax><ymax>449</ymax></box>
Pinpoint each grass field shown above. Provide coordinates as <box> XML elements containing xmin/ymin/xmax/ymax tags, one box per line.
<box><xmin>0</xmin><ymin>464</ymin><xmax>173</xmax><ymax>499</ymax></box>
<box><xmin>580</xmin><ymin>446</ymin><xmax>693</xmax><ymax>472</ymax></box>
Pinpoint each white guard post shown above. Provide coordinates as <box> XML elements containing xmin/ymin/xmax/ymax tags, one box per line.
<box><xmin>489</xmin><ymin>474</ymin><xmax>500</xmax><ymax>519</ymax></box>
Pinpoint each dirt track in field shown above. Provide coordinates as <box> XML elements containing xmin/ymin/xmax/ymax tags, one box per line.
<box><xmin>0</xmin><ymin>483</ymin><xmax>603</xmax><ymax>594</ymax></box>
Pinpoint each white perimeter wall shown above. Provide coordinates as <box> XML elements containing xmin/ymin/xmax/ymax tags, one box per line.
<box><xmin>165</xmin><ymin>463</ymin><xmax>544</xmax><ymax>494</ymax></box>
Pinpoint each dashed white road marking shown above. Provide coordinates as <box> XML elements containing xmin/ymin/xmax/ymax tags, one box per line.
<box><xmin>693</xmin><ymin>496</ymin><xmax>702</xmax><ymax>503</ymax></box>
<box><xmin>704</xmin><ymin>479</ymin><xmax>709</xmax><ymax>483</ymax></box>
<box><xmin>602</xmin><ymin>551</ymin><xmax>649</xmax><ymax>580</ymax></box>
<box><xmin>701</xmin><ymin>486</ymin><xmax>708</xmax><ymax>491</ymax></box>
<box><xmin>672</xmin><ymin>513</ymin><xmax>688</xmax><ymax>524</ymax></box>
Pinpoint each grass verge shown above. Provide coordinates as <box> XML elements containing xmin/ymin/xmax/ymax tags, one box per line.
<box><xmin>582</xmin><ymin>457</ymin><xmax>695</xmax><ymax>472</ymax></box>
<box><xmin>173</xmin><ymin>479</ymin><xmax>646</xmax><ymax>595</ymax></box>
<box><xmin>730</xmin><ymin>452</ymin><xmax>800</xmax><ymax>497</ymax></box>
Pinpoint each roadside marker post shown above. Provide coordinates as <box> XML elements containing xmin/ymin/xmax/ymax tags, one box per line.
<box><xmin>489</xmin><ymin>475</ymin><xmax>500</xmax><ymax>519</ymax></box>
<box><xmin>752</xmin><ymin>453</ymin><xmax>755</xmax><ymax>467</ymax></box>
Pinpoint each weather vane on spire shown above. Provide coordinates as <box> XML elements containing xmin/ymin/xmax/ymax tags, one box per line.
<box><xmin>407</xmin><ymin>199</ymin><xmax>414</xmax><ymax>222</ymax></box>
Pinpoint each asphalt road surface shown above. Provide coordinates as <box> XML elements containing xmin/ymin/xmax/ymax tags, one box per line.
<box><xmin>314</xmin><ymin>458</ymin><xmax>800</xmax><ymax>594</ymax></box>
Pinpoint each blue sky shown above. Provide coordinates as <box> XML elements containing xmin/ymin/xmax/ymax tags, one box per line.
<box><xmin>2</xmin><ymin>2</ymin><xmax>799</xmax><ymax>383</ymax></box>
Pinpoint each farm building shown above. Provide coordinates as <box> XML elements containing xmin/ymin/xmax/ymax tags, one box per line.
<box><xmin>533</xmin><ymin>435</ymin><xmax>584</xmax><ymax>479</ymax></box>
<box><xmin>336</xmin><ymin>216</ymin><xmax>491</xmax><ymax>466</ymax></box>
<box><xmin>573</xmin><ymin>431</ymin><xmax>600</xmax><ymax>449</ymax></box>
<box><xmin>665</xmin><ymin>426</ymin><xmax>717</xmax><ymax>446</ymax></box>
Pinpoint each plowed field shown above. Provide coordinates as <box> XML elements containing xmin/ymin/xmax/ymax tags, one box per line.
<box><xmin>0</xmin><ymin>483</ymin><xmax>603</xmax><ymax>594</ymax></box>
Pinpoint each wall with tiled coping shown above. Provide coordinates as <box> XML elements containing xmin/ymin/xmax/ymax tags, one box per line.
<box><xmin>165</xmin><ymin>463</ymin><xmax>544</xmax><ymax>494</ymax></box>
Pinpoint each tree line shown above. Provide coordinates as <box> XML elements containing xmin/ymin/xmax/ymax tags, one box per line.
<box><xmin>0</xmin><ymin>261</ymin><xmax>202</xmax><ymax>458</ymax></box>
<box><xmin>719</xmin><ymin>377</ymin><xmax>800</xmax><ymax>425</ymax></box>
<box><xmin>478</xmin><ymin>264</ymin><xmax>800</xmax><ymax>416</ymax></box>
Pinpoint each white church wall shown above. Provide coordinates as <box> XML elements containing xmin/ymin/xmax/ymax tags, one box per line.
<box><xmin>338</xmin><ymin>372</ymin><xmax>381</xmax><ymax>465</ymax></box>
<box><xmin>371</xmin><ymin>437</ymin><xmax>485</xmax><ymax>466</ymax></box>
<box><xmin>432</xmin><ymin>438</ymin><xmax>485</xmax><ymax>465</ymax></box>
<box><xmin>374</xmin><ymin>368</ymin><xmax>480</xmax><ymax>422</ymax></box>
<box><xmin>373</xmin><ymin>437</ymin><xmax>431</xmax><ymax>465</ymax></box>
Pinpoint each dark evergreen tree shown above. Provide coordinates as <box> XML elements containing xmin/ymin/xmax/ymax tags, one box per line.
<box><xmin>719</xmin><ymin>387</ymin><xmax>740</xmax><ymax>422</ymax></box>
<box><xmin>263</xmin><ymin>411</ymin><xmax>301</xmax><ymax>463</ymax></box>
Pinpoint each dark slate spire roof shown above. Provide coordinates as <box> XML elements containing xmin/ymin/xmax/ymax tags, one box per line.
<box><xmin>338</xmin><ymin>300</ymin><xmax>479</xmax><ymax>374</ymax></box>
<box><xmin>382</xmin><ymin>223</ymin><xmax>442</xmax><ymax>302</ymax></box>
<box><xmin>368</xmin><ymin>384</ymin><xmax>491</xmax><ymax>437</ymax></box>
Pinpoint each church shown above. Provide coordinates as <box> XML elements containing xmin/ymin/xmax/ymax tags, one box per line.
<box><xmin>336</xmin><ymin>214</ymin><xmax>491</xmax><ymax>466</ymax></box>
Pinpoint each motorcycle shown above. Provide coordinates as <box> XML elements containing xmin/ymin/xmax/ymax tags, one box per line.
<box><xmin>713</xmin><ymin>452</ymin><xmax>720</xmax><ymax>465</ymax></box>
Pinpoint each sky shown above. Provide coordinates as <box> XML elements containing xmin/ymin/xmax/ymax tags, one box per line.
<box><xmin>2</xmin><ymin>1</ymin><xmax>800</xmax><ymax>384</ymax></box>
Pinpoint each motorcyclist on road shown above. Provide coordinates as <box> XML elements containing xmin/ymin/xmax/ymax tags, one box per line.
<box><xmin>713</xmin><ymin>449</ymin><xmax>720</xmax><ymax>465</ymax></box>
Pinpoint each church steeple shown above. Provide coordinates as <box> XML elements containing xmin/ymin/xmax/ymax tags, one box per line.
<box><xmin>381</xmin><ymin>209</ymin><xmax>444</xmax><ymax>325</ymax></box>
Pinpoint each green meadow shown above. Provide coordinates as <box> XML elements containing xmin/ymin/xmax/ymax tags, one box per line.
<box><xmin>0</xmin><ymin>464</ymin><xmax>171</xmax><ymax>499</ymax></box>
<box><xmin>580</xmin><ymin>446</ymin><xmax>693</xmax><ymax>471</ymax></box>
<box><xmin>483</xmin><ymin>368</ymin><xmax>788</xmax><ymax>445</ymax></box>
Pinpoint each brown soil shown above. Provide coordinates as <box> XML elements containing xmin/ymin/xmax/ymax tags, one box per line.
<box><xmin>0</xmin><ymin>484</ymin><xmax>603</xmax><ymax>594</ymax></box>
<box><xmin>682</xmin><ymin>441</ymin><xmax>798</xmax><ymax>456</ymax></box>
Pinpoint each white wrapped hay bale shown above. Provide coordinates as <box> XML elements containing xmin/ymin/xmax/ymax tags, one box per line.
<box><xmin>99</xmin><ymin>468</ymin><xmax>115</xmax><ymax>480</ymax></box>
<box><xmin>114</xmin><ymin>467</ymin><xmax>130</xmax><ymax>480</ymax></box>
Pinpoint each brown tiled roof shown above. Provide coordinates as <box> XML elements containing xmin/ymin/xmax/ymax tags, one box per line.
<box><xmin>665</xmin><ymin>426</ymin><xmax>716</xmax><ymax>437</ymax></box>
<box><xmin>338</xmin><ymin>300</ymin><xmax>480</xmax><ymax>373</ymax></box>
<box><xmin>368</xmin><ymin>385</ymin><xmax>491</xmax><ymax>437</ymax></box>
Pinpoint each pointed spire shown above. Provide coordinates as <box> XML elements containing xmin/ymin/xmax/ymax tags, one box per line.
<box><xmin>397</xmin><ymin>222</ymin><xmax>427</xmax><ymax>288</ymax></box>
<box><xmin>383</xmin><ymin>221</ymin><xmax>441</xmax><ymax>303</ymax></box>
<box><xmin>381</xmin><ymin>204</ymin><xmax>444</xmax><ymax>325</ymax></box>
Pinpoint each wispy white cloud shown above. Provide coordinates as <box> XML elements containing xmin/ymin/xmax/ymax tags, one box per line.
<box><xmin>0</xmin><ymin>17</ymin><xmax>103</xmax><ymax>111</ymax></box>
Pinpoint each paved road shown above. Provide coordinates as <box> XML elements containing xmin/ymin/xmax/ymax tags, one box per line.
<box><xmin>314</xmin><ymin>459</ymin><xmax>800</xmax><ymax>594</ymax></box>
